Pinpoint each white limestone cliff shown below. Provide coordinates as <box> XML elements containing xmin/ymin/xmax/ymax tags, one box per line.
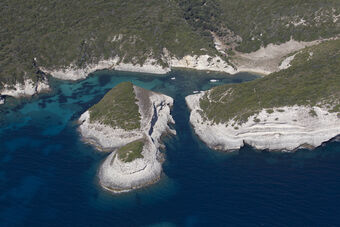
<box><xmin>41</xmin><ymin>54</ymin><xmax>237</xmax><ymax>81</ymax></box>
<box><xmin>41</xmin><ymin>57</ymin><xmax>170</xmax><ymax>81</ymax></box>
<box><xmin>79</xmin><ymin>85</ymin><xmax>175</xmax><ymax>192</ymax></box>
<box><xmin>0</xmin><ymin>78</ymin><xmax>50</xmax><ymax>103</ymax></box>
<box><xmin>186</xmin><ymin>92</ymin><xmax>340</xmax><ymax>151</ymax></box>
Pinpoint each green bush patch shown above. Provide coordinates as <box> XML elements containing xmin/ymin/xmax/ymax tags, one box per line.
<box><xmin>309</xmin><ymin>109</ymin><xmax>317</xmax><ymax>117</ymax></box>
<box><xmin>199</xmin><ymin>39</ymin><xmax>340</xmax><ymax>125</ymax></box>
<box><xmin>1</xmin><ymin>0</ymin><xmax>339</xmax><ymax>87</ymax></box>
<box><xmin>89</xmin><ymin>82</ymin><xmax>141</xmax><ymax>130</ymax></box>
<box><xmin>266</xmin><ymin>109</ymin><xmax>274</xmax><ymax>114</ymax></box>
<box><xmin>117</xmin><ymin>139</ymin><xmax>145</xmax><ymax>162</ymax></box>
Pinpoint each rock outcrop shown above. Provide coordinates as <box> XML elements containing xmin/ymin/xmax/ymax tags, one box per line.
<box><xmin>186</xmin><ymin>91</ymin><xmax>340</xmax><ymax>151</ymax></box>
<box><xmin>0</xmin><ymin>78</ymin><xmax>50</xmax><ymax>104</ymax></box>
<box><xmin>79</xmin><ymin>82</ymin><xmax>175</xmax><ymax>192</ymax></box>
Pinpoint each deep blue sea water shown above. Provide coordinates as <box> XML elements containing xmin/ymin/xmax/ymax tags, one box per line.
<box><xmin>0</xmin><ymin>70</ymin><xmax>340</xmax><ymax>226</ymax></box>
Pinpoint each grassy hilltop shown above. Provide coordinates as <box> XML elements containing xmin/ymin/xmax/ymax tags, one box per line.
<box><xmin>1</xmin><ymin>0</ymin><xmax>339</xmax><ymax>87</ymax></box>
<box><xmin>89</xmin><ymin>82</ymin><xmax>141</xmax><ymax>130</ymax></box>
<box><xmin>117</xmin><ymin>139</ymin><xmax>144</xmax><ymax>162</ymax></box>
<box><xmin>199</xmin><ymin>39</ymin><xmax>340</xmax><ymax>124</ymax></box>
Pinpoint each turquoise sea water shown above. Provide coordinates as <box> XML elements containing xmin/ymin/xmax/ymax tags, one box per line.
<box><xmin>0</xmin><ymin>70</ymin><xmax>339</xmax><ymax>226</ymax></box>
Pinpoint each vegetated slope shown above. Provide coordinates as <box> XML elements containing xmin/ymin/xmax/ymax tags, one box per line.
<box><xmin>1</xmin><ymin>0</ymin><xmax>339</xmax><ymax>87</ymax></box>
<box><xmin>0</xmin><ymin>0</ymin><xmax>215</xmax><ymax>87</ymax></box>
<box><xmin>177</xmin><ymin>0</ymin><xmax>340</xmax><ymax>52</ymax></box>
<box><xmin>89</xmin><ymin>82</ymin><xmax>141</xmax><ymax>130</ymax></box>
<box><xmin>199</xmin><ymin>39</ymin><xmax>340</xmax><ymax>124</ymax></box>
<box><xmin>117</xmin><ymin>139</ymin><xmax>144</xmax><ymax>162</ymax></box>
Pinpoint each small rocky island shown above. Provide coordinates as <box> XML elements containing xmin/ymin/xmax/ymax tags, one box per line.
<box><xmin>79</xmin><ymin>82</ymin><xmax>175</xmax><ymax>192</ymax></box>
<box><xmin>186</xmin><ymin>39</ymin><xmax>340</xmax><ymax>151</ymax></box>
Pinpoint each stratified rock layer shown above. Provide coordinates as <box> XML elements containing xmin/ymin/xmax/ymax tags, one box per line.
<box><xmin>186</xmin><ymin>91</ymin><xmax>340</xmax><ymax>151</ymax></box>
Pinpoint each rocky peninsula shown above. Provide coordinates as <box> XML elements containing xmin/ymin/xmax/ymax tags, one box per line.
<box><xmin>78</xmin><ymin>82</ymin><xmax>175</xmax><ymax>192</ymax></box>
<box><xmin>186</xmin><ymin>93</ymin><xmax>340</xmax><ymax>151</ymax></box>
<box><xmin>0</xmin><ymin>78</ymin><xmax>50</xmax><ymax>101</ymax></box>
<box><xmin>186</xmin><ymin>39</ymin><xmax>340</xmax><ymax>152</ymax></box>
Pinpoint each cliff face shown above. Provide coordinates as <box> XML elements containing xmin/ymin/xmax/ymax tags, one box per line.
<box><xmin>186</xmin><ymin>40</ymin><xmax>340</xmax><ymax>152</ymax></box>
<box><xmin>2</xmin><ymin>0</ymin><xmax>339</xmax><ymax>94</ymax></box>
<box><xmin>78</xmin><ymin>82</ymin><xmax>175</xmax><ymax>192</ymax></box>
<box><xmin>186</xmin><ymin>92</ymin><xmax>340</xmax><ymax>151</ymax></box>
<box><xmin>99</xmin><ymin>136</ymin><xmax>162</xmax><ymax>192</ymax></box>
<box><xmin>0</xmin><ymin>78</ymin><xmax>50</xmax><ymax>103</ymax></box>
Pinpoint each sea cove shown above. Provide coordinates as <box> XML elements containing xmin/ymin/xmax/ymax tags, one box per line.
<box><xmin>1</xmin><ymin>70</ymin><xmax>340</xmax><ymax>226</ymax></box>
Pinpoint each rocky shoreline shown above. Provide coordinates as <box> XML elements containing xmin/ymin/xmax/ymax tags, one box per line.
<box><xmin>98</xmin><ymin>136</ymin><xmax>163</xmax><ymax>193</ymax></box>
<box><xmin>78</xmin><ymin>84</ymin><xmax>175</xmax><ymax>193</ymax></box>
<box><xmin>0</xmin><ymin>78</ymin><xmax>50</xmax><ymax>103</ymax></box>
<box><xmin>1</xmin><ymin>38</ymin><xmax>331</xmax><ymax>104</ymax></box>
<box><xmin>40</xmin><ymin>57</ymin><xmax>170</xmax><ymax>81</ymax></box>
<box><xmin>186</xmin><ymin>91</ymin><xmax>340</xmax><ymax>152</ymax></box>
<box><xmin>41</xmin><ymin>54</ymin><xmax>237</xmax><ymax>81</ymax></box>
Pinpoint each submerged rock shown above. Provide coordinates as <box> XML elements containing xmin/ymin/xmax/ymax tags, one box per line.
<box><xmin>79</xmin><ymin>82</ymin><xmax>175</xmax><ymax>192</ymax></box>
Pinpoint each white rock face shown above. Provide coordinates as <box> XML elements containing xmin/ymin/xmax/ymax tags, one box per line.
<box><xmin>186</xmin><ymin>92</ymin><xmax>340</xmax><ymax>151</ymax></box>
<box><xmin>114</xmin><ymin>58</ymin><xmax>170</xmax><ymax>75</ymax></box>
<box><xmin>79</xmin><ymin>85</ymin><xmax>175</xmax><ymax>192</ymax></box>
<box><xmin>79</xmin><ymin>111</ymin><xmax>143</xmax><ymax>149</ymax></box>
<box><xmin>279</xmin><ymin>54</ymin><xmax>296</xmax><ymax>70</ymax></box>
<box><xmin>170</xmin><ymin>55</ymin><xmax>237</xmax><ymax>74</ymax></box>
<box><xmin>0</xmin><ymin>78</ymin><xmax>50</xmax><ymax>99</ymax></box>
<box><xmin>38</xmin><ymin>38</ymin><xmax>333</xmax><ymax>81</ymax></box>
<box><xmin>40</xmin><ymin>53</ymin><xmax>238</xmax><ymax>81</ymax></box>
<box><xmin>41</xmin><ymin>57</ymin><xmax>170</xmax><ymax>81</ymax></box>
<box><xmin>233</xmin><ymin>39</ymin><xmax>322</xmax><ymax>75</ymax></box>
<box><xmin>99</xmin><ymin>136</ymin><xmax>162</xmax><ymax>192</ymax></box>
<box><xmin>6</xmin><ymin>38</ymin><xmax>338</xmax><ymax>96</ymax></box>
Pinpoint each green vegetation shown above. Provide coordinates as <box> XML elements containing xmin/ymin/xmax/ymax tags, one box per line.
<box><xmin>117</xmin><ymin>139</ymin><xmax>144</xmax><ymax>162</ymax></box>
<box><xmin>266</xmin><ymin>109</ymin><xmax>274</xmax><ymax>114</ymax></box>
<box><xmin>199</xmin><ymin>39</ymin><xmax>340</xmax><ymax>124</ymax></box>
<box><xmin>253</xmin><ymin>118</ymin><xmax>261</xmax><ymax>123</ymax></box>
<box><xmin>1</xmin><ymin>0</ymin><xmax>339</xmax><ymax>87</ymax></box>
<box><xmin>177</xmin><ymin>0</ymin><xmax>340</xmax><ymax>52</ymax></box>
<box><xmin>89</xmin><ymin>82</ymin><xmax>141</xmax><ymax>130</ymax></box>
<box><xmin>0</xmin><ymin>0</ymin><xmax>216</xmax><ymax>87</ymax></box>
<box><xmin>309</xmin><ymin>109</ymin><xmax>318</xmax><ymax>117</ymax></box>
